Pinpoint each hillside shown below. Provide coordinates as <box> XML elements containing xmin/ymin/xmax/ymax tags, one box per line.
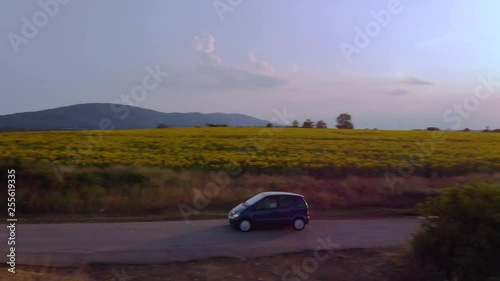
<box><xmin>0</xmin><ymin>103</ymin><xmax>274</xmax><ymax>131</ymax></box>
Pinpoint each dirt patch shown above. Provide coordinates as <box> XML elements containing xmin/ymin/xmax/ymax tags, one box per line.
<box><xmin>0</xmin><ymin>247</ymin><xmax>409</xmax><ymax>281</ymax></box>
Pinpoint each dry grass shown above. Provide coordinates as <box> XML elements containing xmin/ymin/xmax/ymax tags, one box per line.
<box><xmin>5</xmin><ymin>163</ymin><xmax>500</xmax><ymax>217</ymax></box>
<box><xmin>0</xmin><ymin>268</ymin><xmax>92</xmax><ymax>281</ymax></box>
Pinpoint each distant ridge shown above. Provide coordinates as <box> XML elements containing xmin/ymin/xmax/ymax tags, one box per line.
<box><xmin>0</xmin><ymin>103</ymin><xmax>275</xmax><ymax>131</ymax></box>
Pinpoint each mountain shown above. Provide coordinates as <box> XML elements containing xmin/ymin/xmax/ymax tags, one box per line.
<box><xmin>0</xmin><ymin>103</ymin><xmax>275</xmax><ymax>131</ymax></box>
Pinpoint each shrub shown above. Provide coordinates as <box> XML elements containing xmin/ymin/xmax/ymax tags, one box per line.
<box><xmin>407</xmin><ymin>182</ymin><xmax>500</xmax><ymax>281</ymax></box>
<box><xmin>426</xmin><ymin>127</ymin><xmax>440</xmax><ymax>131</ymax></box>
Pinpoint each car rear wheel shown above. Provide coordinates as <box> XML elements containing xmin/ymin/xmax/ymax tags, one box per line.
<box><xmin>239</xmin><ymin>220</ymin><xmax>251</xmax><ymax>232</ymax></box>
<box><xmin>293</xmin><ymin>218</ymin><xmax>305</xmax><ymax>230</ymax></box>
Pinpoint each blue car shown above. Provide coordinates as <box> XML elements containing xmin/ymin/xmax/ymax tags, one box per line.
<box><xmin>228</xmin><ymin>191</ymin><xmax>310</xmax><ymax>232</ymax></box>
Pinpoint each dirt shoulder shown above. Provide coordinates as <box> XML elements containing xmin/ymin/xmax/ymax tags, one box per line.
<box><xmin>1</xmin><ymin>247</ymin><xmax>408</xmax><ymax>281</ymax></box>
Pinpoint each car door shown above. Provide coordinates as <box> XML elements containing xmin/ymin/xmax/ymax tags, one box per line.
<box><xmin>250</xmin><ymin>195</ymin><xmax>280</xmax><ymax>225</ymax></box>
<box><xmin>275</xmin><ymin>195</ymin><xmax>298</xmax><ymax>224</ymax></box>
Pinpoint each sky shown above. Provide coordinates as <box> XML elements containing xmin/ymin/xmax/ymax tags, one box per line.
<box><xmin>1</xmin><ymin>0</ymin><xmax>499</xmax><ymax>129</ymax></box>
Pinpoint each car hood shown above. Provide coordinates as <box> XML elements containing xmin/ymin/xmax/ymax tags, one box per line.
<box><xmin>230</xmin><ymin>203</ymin><xmax>247</xmax><ymax>214</ymax></box>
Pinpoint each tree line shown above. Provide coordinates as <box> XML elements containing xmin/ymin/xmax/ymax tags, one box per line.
<box><xmin>157</xmin><ymin>113</ymin><xmax>356</xmax><ymax>129</ymax></box>
<box><xmin>285</xmin><ymin>113</ymin><xmax>354</xmax><ymax>129</ymax></box>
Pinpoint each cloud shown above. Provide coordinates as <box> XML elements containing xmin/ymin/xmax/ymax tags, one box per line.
<box><xmin>291</xmin><ymin>63</ymin><xmax>299</xmax><ymax>73</ymax></box>
<box><xmin>414</xmin><ymin>33</ymin><xmax>456</xmax><ymax>50</ymax></box>
<box><xmin>193</xmin><ymin>34</ymin><xmax>222</xmax><ymax>65</ymax></box>
<box><xmin>402</xmin><ymin>76</ymin><xmax>433</xmax><ymax>85</ymax></box>
<box><xmin>196</xmin><ymin>63</ymin><xmax>286</xmax><ymax>89</ymax></box>
<box><xmin>388</xmin><ymin>89</ymin><xmax>410</xmax><ymax>96</ymax></box>
<box><xmin>168</xmin><ymin>33</ymin><xmax>287</xmax><ymax>90</ymax></box>
<box><xmin>248</xmin><ymin>52</ymin><xmax>276</xmax><ymax>75</ymax></box>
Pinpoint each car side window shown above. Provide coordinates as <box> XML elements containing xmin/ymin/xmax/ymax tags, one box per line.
<box><xmin>297</xmin><ymin>198</ymin><xmax>307</xmax><ymax>208</ymax></box>
<box><xmin>254</xmin><ymin>196</ymin><xmax>278</xmax><ymax>210</ymax></box>
<box><xmin>278</xmin><ymin>196</ymin><xmax>296</xmax><ymax>208</ymax></box>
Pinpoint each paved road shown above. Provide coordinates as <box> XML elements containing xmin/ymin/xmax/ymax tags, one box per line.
<box><xmin>0</xmin><ymin>218</ymin><xmax>419</xmax><ymax>267</ymax></box>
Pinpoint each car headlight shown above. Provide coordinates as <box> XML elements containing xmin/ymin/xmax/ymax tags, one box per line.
<box><xmin>231</xmin><ymin>212</ymin><xmax>240</xmax><ymax>218</ymax></box>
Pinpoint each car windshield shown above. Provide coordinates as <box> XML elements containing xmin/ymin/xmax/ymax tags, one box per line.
<box><xmin>242</xmin><ymin>193</ymin><xmax>266</xmax><ymax>207</ymax></box>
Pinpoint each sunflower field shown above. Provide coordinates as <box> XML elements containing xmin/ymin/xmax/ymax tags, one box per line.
<box><xmin>1</xmin><ymin>128</ymin><xmax>499</xmax><ymax>176</ymax></box>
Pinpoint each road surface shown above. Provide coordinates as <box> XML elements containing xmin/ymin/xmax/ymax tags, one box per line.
<box><xmin>1</xmin><ymin>218</ymin><xmax>419</xmax><ymax>267</ymax></box>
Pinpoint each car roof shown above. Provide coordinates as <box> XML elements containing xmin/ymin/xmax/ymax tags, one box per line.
<box><xmin>257</xmin><ymin>191</ymin><xmax>304</xmax><ymax>197</ymax></box>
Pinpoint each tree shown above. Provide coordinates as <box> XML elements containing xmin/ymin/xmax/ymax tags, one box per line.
<box><xmin>302</xmin><ymin>119</ymin><xmax>314</xmax><ymax>128</ymax></box>
<box><xmin>157</xmin><ymin>123</ymin><xmax>169</xmax><ymax>128</ymax></box>
<box><xmin>292</xmin><ymin>120</ymin><xmax>299</xmax><ymax>128</ymax></box>
<box><xmin>266</xmin><ymin>122</ymin><xmax>273</xmax><ymax>128</ymax></box>
<box><xmin>336</xmin><ymin>113</ymin><xmax>353</xmax><ymax>129</ymax></box>
<box><xmin>316</xmin><ymin>120</ymin><xmax>327</xmax><ymax>128</ymax></box>
<box><xmin>206</xmin><ymin>123</ymin><xmax>228</xmax><ymax>127</ymax></box>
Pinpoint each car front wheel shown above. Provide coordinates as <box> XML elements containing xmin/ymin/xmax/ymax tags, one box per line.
<box><xmin>293</xmin><ymin>218</ymin><xmax>305</xmax><ymax>230</ymax></box>
<box><xmin>239</xmin><ymin>220</ymin><xmax>251</xmax><ymax>232</ymax></box>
